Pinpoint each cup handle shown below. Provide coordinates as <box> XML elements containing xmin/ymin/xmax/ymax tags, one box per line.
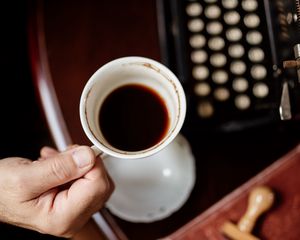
<box><xmin>91</xmin><ymin>145</ymin><xmax>104</xmax><ymax>158</ymax></box>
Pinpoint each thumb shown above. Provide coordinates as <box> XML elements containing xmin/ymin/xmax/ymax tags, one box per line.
<box><xmin>28</xmin><ymin>146</ymin><xmax>95</xmax><ymax>194</ymax></box>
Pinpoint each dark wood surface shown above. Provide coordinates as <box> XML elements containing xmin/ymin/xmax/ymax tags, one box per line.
<box><xmin>167</xmin><ymin>144</ymin><xmax>300</xmax><ymax>240</ymax></box>
<box><xmin>36</xmin><ymin>1</ymin><xmax>300</xmax><ymax>239</ymax></box>
<box><xmin>43</xmin><ymin>0</ymin><xmax>160</xmax><ymax>146</ymax></box>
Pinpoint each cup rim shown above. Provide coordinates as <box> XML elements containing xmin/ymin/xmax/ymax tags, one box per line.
<box><xmin>79</xmin><ymin>56</ymin><xmax>186</xmax><ymax>159</ymax></box>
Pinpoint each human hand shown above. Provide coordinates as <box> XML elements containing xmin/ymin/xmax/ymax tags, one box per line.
<box><xmin>0</xmin><ymin>145</ymin><xmax>113</xmax><ymax>238</ymax></box>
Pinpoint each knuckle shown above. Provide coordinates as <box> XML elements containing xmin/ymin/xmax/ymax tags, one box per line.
<box><xmin>98</xmin><ymin>177</ymin><xmax>113</xmax><ymax>198</ymax></box>
<box><xmin>91</xmin><ymin>169</ymin><xmax>114</xmax><ymax>197</ymax></box>
<box><xmin>50</xmin><ymin>156</ymin><xmax>73</xmax><ymax>180</ymax></box>
<box><xmin>99</xmin><ymin>178</ymin><xmax>109</xmax><ymax>192</ymax></box>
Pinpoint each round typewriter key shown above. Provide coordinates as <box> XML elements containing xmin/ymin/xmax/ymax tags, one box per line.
<box><xmin>197</xmin><ymin>101</ymin><xmax>214</xmax><ymax>118</ymax></box>
<box><xmin>244</xmin><ymin>14</ymin><xmax>260</xmax><ymax>28</ymax></box>
<box><xmin>232</xmin><ymin>77</ymin><xmax>248</xmax><ymax>92</ymax></box>
<box><xmin>228</xmin><ymin>44</ymin><xmax>245</xmax><ymax>58</ymax></box>
<box><xmin>191</xmin><ymin>50</ymin><xmax>208</xmax><ymax>64</ymax></box>
<box><xmin>235</xmin><ymin>94</ymin><xmax>251</xmax><ymax>110</ymax></box>
<box><xmin>193</xmin><ymin>66</ymin><xmax>209</xmax><ymax>80</ymax></box>
<box><xmin>210</xmin><ymin>53</ymin><xmax>227</xmax><ymax>67</ymax></box>
<box><xmin>189</xmin><ymin>34</ymin><xmax>206</xmax><ymax>48</ymax></box>
<box><xmin>206</xmin><ymin>21</ymin><xmax>223</xmax><ymax>35</ymax></box>
<box><xmin>248</xmin><ymin>47</ymin><xmax>264</xmax><ymax>62</ymax></box>
<box><xmin>208</xmin><ymin>37</ymin><xmax>225</xmax><ymax>51</ymax></box>
<box><xmin>246</xmin><ymin>31</ymin><xmax>263</xmax><ymax>45</ymax></box>
<box><xmin>222</xmin><ymin>0</ymin><xmax>238</xmax><ymax>9</ymax></box>
<box><xmin>205</xmin><ymin>5</ymin><xmax>221</xmax><ymax>19</ymax></box>
<box><xmin>186</xmin><ymin>2</ymin><xmax>203</xmax><ymax>16</ymax></box>
<box><xmin>230</xmin><ymin>61</ymin><xmax>246</xmax><ymax>75</ymax></box>
<box><xmin>226</xmin><ymin>28</ymin><xmax>242</xmax><ymax>42</ymax></box>
<box><xmin>253</xmin><ymin>82</ymin><xmax>269</xmax><ymax>98</ymax></box>
<box><xmin>224</xmin><ymin>11</ymin><xmax>240</xmax><ymax>25</ymax></box>
<box><xmin>214</xmin><ymin>87</ymin><xmax>230</xmax><ymax>101</ymax></box>
<box><xmin>212</xmin><ymin>70</ymin><xmax>228</xmax><ymax>84</ymax></box>
<box><xmin>188</xmin><ymin>19</ymin><xmax>204</xmax><ymax>32</ymax></box>
<box><xmin>194</xmin><ymin>82</ymin><xmax>211</xmax><ymax>96</ymax></box>
<box><xmin>242</xmin><ymin>0</ymin><xmax>258</xmax><ymax>12</ymax></box>
<box><xmin>251</xmin><ymin>64</ymin><xmax>267</xmax><ymax>80</ymax></box>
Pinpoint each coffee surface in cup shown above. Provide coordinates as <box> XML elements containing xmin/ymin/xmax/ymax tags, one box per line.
<box><xmin>99</xmin><ymin>84</ymin><xmax>169</xmax><ymax>151</ymax></box>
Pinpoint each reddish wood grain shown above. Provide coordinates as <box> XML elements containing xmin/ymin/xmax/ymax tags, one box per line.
<box><xmin>166</xmin><ymin>145</ymin><xmax>300</xmax><ymax>240</ymax></box>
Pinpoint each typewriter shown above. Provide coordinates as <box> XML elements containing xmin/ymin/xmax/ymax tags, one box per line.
<box><xmin>157</xmin><ymin>0</ymin><xmax>300</xmax><ymax>133</ymax></box>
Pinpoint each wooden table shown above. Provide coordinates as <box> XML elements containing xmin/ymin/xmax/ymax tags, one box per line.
<box><xmin>28</xmin><ymin>1</ymin><xmax>300</xmax><ymax>239</ymax></box>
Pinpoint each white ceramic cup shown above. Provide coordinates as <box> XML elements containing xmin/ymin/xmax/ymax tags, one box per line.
<box><xmin>79</xmin><ymin>56</ymin><xmax>186</xmax><ymax>159</ymax></box>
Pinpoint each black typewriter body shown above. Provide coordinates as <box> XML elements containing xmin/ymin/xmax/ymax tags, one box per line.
<box><xmin>157</xmin><ymin>0</ymin><xmax>300</xmax><ymax>133</ymax></box>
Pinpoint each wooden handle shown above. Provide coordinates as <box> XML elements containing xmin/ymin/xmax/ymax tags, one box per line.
<box><xmin>221</xmin><ymin>221</ymin><xmax>260</xmax><ymax>240</ymax></box>
<box><xmin>237</xmin><ymin>186</ymin><xmax>274</xmax><ymax>233</ymax></box>
<box><xmin>283</xmin><ymin>60</ymin><xmax>300</xmax><ymax>69</ymax></box>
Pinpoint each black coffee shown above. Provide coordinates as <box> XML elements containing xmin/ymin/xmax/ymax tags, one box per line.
<box><xmin>99</xmin><ymin>84</ymin><xmax>169</xmax><ymax>151</ymax></box>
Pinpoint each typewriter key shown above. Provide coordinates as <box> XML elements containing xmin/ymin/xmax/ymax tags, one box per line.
<box><xmin>253</xmin><ymin>82</ymin><xmax>269</xmax><ymax>98</ymax></box>
<box><xmin>206</xmin><ymin>21</ymin><xmax>223</xmax><ymax>35</ymax></box>
<box><xmin>251</xmin><ymin>65</ymin><xmax>267</xmax><ymax>80</ymax></box>
<box><xmin>242</xmin><ymin>0</ymin><xmax>258</xmax><ymax>12</ymax></box>
<box><xmin>189</xmin><ymin>34</ymin><xmax>206</xmax><ymax>48</ymax></box>
<box><xmin>212</xmin><ymin>70</ymin><xmax>228</xmax><ymax>84</ymax></box>
<box><xmin>224</xmin><ymin>11</ymin><xmax>240</xmax><ymax>25</ymax></box>
<box><xmin>235</xmin><ymin>94</ymin><xmax>251</xmax><ymax>110</ymax></box>
<box><xmin>193</xmin><ymin>66</ymin><xmax>209</xmax><ymax>80</ymax></box>
<box><xmin>244</xmin><ymin>14</ymin><xmax>260</xmax><ymax>28</ymax></box>
<box><xmin>248</xmin><ymin>48</ymin><xmax>264</xmax><ymax>62</ymax></box>
<box><xmin>197</xmin><ymin>101</ymin><xmax>214</xmax><ymax>118</ymax></box>
<box><xmin>226</xmin><ymin>28</ymin><xmax>242</xmax><ymax>42</ymax></box>
<box><xmin>222</xmin><ymin>0</ymin><xmax>238</xmax><ymax>9</ymax></box>
<box><xmin>228</xmin><ymin>44</ymin><xmax>245</xmax><ymax>58</ymax></box>
<box><xmin>210</xmin><ymin>53</ymin><xmax>227</xmax><ymax>67</ymax></box>
<box><xmin>230</xmin><ymin>61</ymin><xmax>246</xmax><ymax>75</ymax></box>
<box><xmin>208</xmin><ymin>37</ymin><xmax>225</xmax><ymax>51</ymax></box>
<box><xmin>205</xmin><ymin>5</ymin><xmax>221</xmax><ymax>19</ymax></box>
<box><xmin>232</xmin><ymin>78</ymin><xmax>248</xmax><ymax>92</ymax></box>
<box><xmin>246</xmin><ymin>31</ymin><xmax>263</xmax><ymax>45</ymax></box>
<box><xmin>214</xmin><ymin>87</ymin><xmax>230</xmax><ymax>101</ymax></box>
<box><xmin>186</xmin><ymin>2</ymin><xmax>203</xmax><ymax>17</ymax></box>
<box><xmin>191</xmin><ymin>50</ymin><xmax>208</xmax><ymax>64</ymax></box>
<box><xmin>188</xmin><ymin>19</ymin><xmax>204</xmax><ymax>32</ymax></box>
<box><xmin>194</xmin><ymin>83</ymin><xmax>211</xmax><ymax>96</ymax></box>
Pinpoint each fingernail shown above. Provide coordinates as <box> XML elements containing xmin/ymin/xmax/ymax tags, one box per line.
<box><xmin>72</xmin><ymin>147</ymin><xmax>92</xmax><ymax>168</ymax></box>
